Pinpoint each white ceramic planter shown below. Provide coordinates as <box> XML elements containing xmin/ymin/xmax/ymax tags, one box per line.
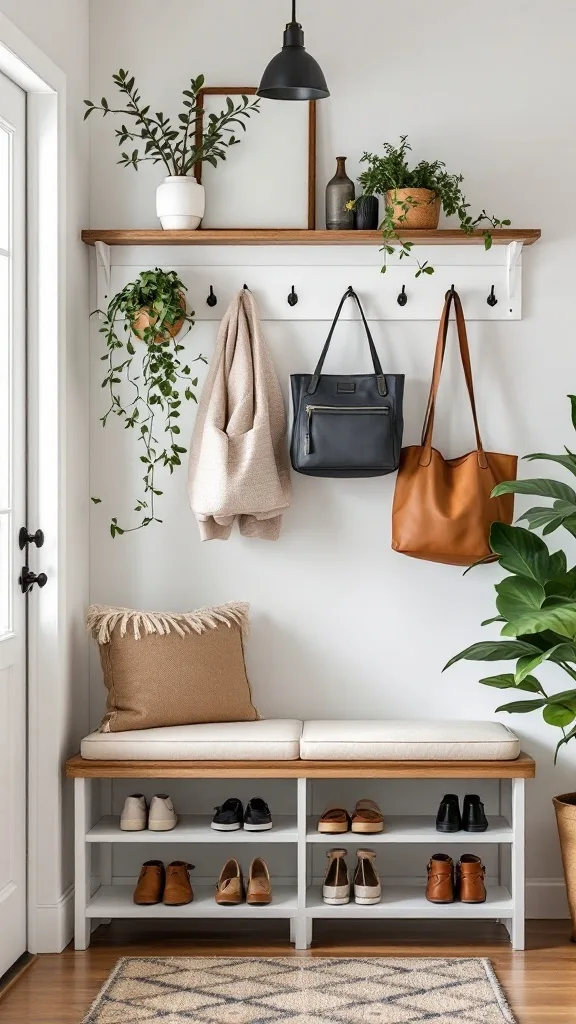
<box><xmin>156</xmin><ymin>176</ymin><xmax>205</xmax><ymax>230</ymax></box>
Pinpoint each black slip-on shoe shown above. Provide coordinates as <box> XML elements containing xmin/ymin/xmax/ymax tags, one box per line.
<box><xmin>435</xmin><ymin>794</ymin><xmax>462</xmax><ymax>833</ymax></box>
<box><xmin>211</xmin><ymin>798</ymin><xmax>244</xmax><ymax>831</ymax></box>
<box><xmin>462</xmin><ymin>794</ymin><xmax>488</xmax><ymax>832</ymax></box>
<box><xmin>244</xmin><ymin>797</ymin><xmax>273</xmax><ymax>832</ymax></box>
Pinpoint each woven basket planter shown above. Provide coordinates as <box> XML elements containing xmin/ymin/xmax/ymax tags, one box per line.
<box><xmin>385</xmin><ymin>187</ymin><xmax>441</xmax><ymax>230</ymax></box>
<box><xmin>553</xmin><ymin>792</ymin><xmax>576</xmax><ymax>941</ymax></box>
<box><xmin>132</xmin><ymin>291</ymin><xmax>186</xmax><ymax>344</ymax></box>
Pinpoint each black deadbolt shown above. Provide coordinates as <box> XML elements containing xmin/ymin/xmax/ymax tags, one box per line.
<box><xmin>19</xmin><ymin>567</ymin><xmax>48</xmax><ymax>594</ymax></box>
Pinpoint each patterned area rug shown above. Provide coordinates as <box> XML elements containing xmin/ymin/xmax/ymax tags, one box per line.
<box><xmin>83</xmin><ymin>956</ymin><xmax>516</xmax><ymax>1024</ymax></box>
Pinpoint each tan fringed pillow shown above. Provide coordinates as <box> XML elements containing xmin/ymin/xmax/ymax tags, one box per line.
<box><xmin>87</xmin><ymin>602</ymin><xmax>258</xmax><ymax>733</ymax></box>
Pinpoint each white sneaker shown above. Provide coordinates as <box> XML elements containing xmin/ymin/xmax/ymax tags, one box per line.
<box><xmin>148</xmin><ymin>794</ymin><xmax>178</xmax><ymax>832</ymax></box>
<box><xmin>120</xmin><ymin>794</ymin><xmax>147</xmax><ymax>831</ymax></box>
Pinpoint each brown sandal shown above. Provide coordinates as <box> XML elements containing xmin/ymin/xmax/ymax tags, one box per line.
<box><xmin>351</xmin><ymin>799</ymin><xmax>385</xmax><ymax>834</ymax></box>
<box><xmin>317</xmin><ymin>807</ymin><xmax>351</xmax><ymax>834</ymax></box>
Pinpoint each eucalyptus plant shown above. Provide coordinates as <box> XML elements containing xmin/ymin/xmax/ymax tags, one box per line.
<box><xmin>84</xmin><ymin>69</ymin><xmax>259</xmax><ymax>175</ymax></box>
<box><xmin>92</xmin><ymin>269</ymin><xmax>205</xmax><ymax>537</ymax></box>
<box><xmin>445</xmin><ymin>396</ymin><xmax>576</xmax><ymax>759</ymax></box>
<box><xmin>351</xmin><ymin>136</ymin><xmax>510</xmax><ymax>277</ymax></box>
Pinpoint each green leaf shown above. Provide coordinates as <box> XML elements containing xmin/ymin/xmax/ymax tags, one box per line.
<box><xmin>489</xmin><ymin>522</ymin><xmax>551</xmax><ymax>583</ymax></box>
<box><xmin>91</xmin><ymin>496</ymin><xmax>102</xmax><ymax>504</ymax></box>
<box><xmin>492</xmin><ymin>478</ymin><xmax>576</xmax><ymax>503</ymax></box>
<box><xmin>501</xmin><ymin>605</ymin><xmax>576</xmax><ymax>640</ymax></box>
<box><xmin>524</xmin><ymin>452</ymin><xmax>576</xmax><ymax>478</ymax></box>
<box><xmin>495</xmin><ymin>698</ymin><xmax>547</xmax><ymax>714</ymax></box>
<box><xmin>543</xmin><ymin>704</ymin><xmax>576</xmax><ymax>727</ymax></box>
<box><xmin>443</xmin><ymin>639</ymin><xmax>540</xmax><ymax>670</ymax></box>
<box><xmin>555</xmin><ymin>724</ymin><xmax>576</xmax><ymax>760</ymax></box>
<box><xmin>495</xmin><ymin>575</ymin><xmax>545</xmax><ymax>622</ymax></box>
<box><xmin>481</xmin><ymin>615</ymin><xmax>506</xmax><ymax>626</ymax></box>
<box><xmin>515</xmin><ymin>644</ymin><xmax>576</xmax><ymax>683</ymax></box>
<box><xmin>570</xmin><ymin>395</ymin><xmax>576</xmax><ymax>433</ymax></box>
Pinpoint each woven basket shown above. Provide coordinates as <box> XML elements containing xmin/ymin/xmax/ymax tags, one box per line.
<box><xmin>132</xmin><ymin>291</ymin><xmax>186</xmax><ymax>344</ymax></box>
<box><xmin>553</xmin><ymin>793</ymin><xmax>576</xmax><ymax>941</ymax></box>
<box><xmin>385</xmin><ymin>187</ymin><xmax>440</xmax><ymax>229</ymax></box>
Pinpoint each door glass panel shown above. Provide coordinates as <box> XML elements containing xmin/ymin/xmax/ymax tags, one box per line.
<box><xmin>0</xmin><ymin>124</ymin><xmax>10</xmax><ymax>252</ymax></box>
<box><xmin>0</xmin><ymin>512</ymin><xmax>10</xmax><ymax>638</ymax></box>
<box><xmin>0</xmin><ymin>255</ymin><xmax>11</xmax><ymax>513</ymax></box>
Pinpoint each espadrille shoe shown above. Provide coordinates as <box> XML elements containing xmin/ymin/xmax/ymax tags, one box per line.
<box><xmin>353</xmin><ymin>849</ymin><xmax>382</xmax><ymax>905</ymax></box>
<box><xmin>322</xmin><ymin>849</ymin><xmax>350</xmax><ymax>905</ymax></box>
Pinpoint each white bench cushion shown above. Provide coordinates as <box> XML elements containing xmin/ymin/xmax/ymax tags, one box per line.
<box><xmin>80</xmin><ymin>719</ymin><xmax>303</xmax><ymax>761</ymax></box>
<box><xmin>300</xmin><ymin>720</ymin><xmax>520</xmax><ymax>761</ymax></box>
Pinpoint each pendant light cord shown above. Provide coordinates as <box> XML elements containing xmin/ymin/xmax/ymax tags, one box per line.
<box><xmin>291</xmin><ymin>0</ymin><xmax>297</xmax><ymax>25</ymax></box>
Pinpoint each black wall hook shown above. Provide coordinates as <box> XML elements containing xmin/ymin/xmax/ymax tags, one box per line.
<box><xmin>287</xmin><ymin>285</ymin><xmax>298</xmax><ymax>307</ymax></box>
<box><xmin>397</xmin><ymin>284</ymin><xmax>408</xmax><ymax>307</ymax></box>
<box><xmin>487</xmin><ymin>285</ymin><xmax>498</xmax><ymax>307</ymax></box>
<box><xmin>206</xmin><ymin>285</ymin><xmax>217</xmax><ymax>307</ymax></box>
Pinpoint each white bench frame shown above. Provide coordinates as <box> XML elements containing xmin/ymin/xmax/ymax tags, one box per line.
<box><xmin>67</xmin><ymin>754</ymin><xmax>534</xmax><ymax>951</ymax></box>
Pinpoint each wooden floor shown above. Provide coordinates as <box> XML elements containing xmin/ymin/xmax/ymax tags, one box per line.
<box><xmin>0</xmin><ymin>919</ymin><xmax>574</xmax><ymax>1023</ymax></box>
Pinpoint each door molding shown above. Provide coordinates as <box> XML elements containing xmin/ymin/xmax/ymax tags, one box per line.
<box><xmin>0</xmin><ymin>16</ymin><xmax>72</xmax><ymax>953</ymax></box>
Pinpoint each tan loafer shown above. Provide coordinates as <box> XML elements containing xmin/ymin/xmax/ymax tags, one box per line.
<box><xmin>163</xmin><ymin>861</ymin><xmax>194</xmax><ymax>906</ymax></box>
<box><xmin>216</xmin><ymin>858</ymin><xmax>244</xmax><ymax>905</ymax></box>
<box><xmin>351</xmin><ymin>798</ymin><xmax>385</xmax><ymax>833</ymax></box>
<box><xmin>317</xmin><ymin>807</ymin><xmax>351</xmax><ymax>834</ymax></box>
<box><xmin>133</xmin><ymin>860</ymin><xmax>165</xmax><ymax>905</ymax></box>
<box><xmin>246</xmin><ymin>857</ymin><xmax>272</xmax><ymax>905</ymax></box>
<box><xmin>322</xmin><ymin>848</ymin><xmax>350</xmax><ymax>905</ymax></box>
<box><xmin>354</xmin><ymin>849</ymin><xmax>382</xmax><ymax>905</ymax></box>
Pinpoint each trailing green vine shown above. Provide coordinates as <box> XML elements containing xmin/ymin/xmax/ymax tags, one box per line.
<box><xmin>92</xmin><ymin>268</ymin><xmax>206</xmax><ymax>536</ymax></box>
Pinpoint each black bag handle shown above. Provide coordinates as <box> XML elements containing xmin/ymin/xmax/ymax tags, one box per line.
<box><xmin>306</xmin><ymin>286</ymin><xmax>387</xmax><ymax>396</ymax></box>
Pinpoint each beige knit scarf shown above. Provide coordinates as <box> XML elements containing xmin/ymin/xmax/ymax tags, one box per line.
<box><xmin>188</xmin><ymin>288</ymin><xmax>291</xmax><ymax>540</ymax></box>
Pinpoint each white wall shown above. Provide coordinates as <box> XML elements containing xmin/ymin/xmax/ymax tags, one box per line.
<box><xmin>0</xmin><ymin>0</ymin><xmax>91</xmax><ymax>949</ymax></box>
<box><xmin>88</xmin><ymin>0</ymin><xmax>576</xmax><ymax>916</ymax></box>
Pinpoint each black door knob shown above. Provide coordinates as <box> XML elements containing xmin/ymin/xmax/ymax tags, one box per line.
<box><xmin>19</xmin><ymin>527</ymin><xmax>44</xmax><ymax>550</ymax></box>
<box><xmin>19</xmin><ymin>567</ymin><xmax>48</xmax><ymax>594</ymax></box>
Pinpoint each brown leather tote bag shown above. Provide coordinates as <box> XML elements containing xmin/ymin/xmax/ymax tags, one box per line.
<box><xmin>391</xmin><ymin>288</ymin><xmax>517</xmax><ymax>566</ymax></box>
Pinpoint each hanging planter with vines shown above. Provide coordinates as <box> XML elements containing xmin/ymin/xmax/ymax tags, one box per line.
<box><xmin>92</xmin><ymin>268</ymin><xmax>205</xmax><ymax>536</ymax></box>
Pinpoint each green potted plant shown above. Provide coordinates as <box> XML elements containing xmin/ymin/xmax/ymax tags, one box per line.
<box><xmin>444</xmin><ymin>394</ymin><xmax>576</xmax><ymax>939</ymax></box>
<box><xmin>351</xmin><ymin>136</ymin><xmax>511</xmax><ymax>276</ymax></box>
<box><xmin>84</xmin><ymin>69</ymin><xmax>260</xmax><ymax>229</ymax></box>
<box><xmin>92</xmin><ymin>268</ymin><xmax>206</xmax><ymax>535</ymax></box>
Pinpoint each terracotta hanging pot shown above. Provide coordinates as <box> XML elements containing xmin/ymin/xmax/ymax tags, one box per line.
<box><xmin>132</xmin><ymin>291</ymin><xmax>186</xmax><ymax>344</ymax></box>
<box><xmin>385</xmin><ymin>187</ymin><xmax>441</xmax><ymax>229</ymax></box>
<box><xmin>553</xmin><ymin>793</ymin><xmax>576</xmax><ymax>941</ymax></box>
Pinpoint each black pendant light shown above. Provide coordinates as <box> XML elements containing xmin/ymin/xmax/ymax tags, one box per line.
<box><xmin>257</xmin><ymin>0</ymin><xmax>330</xmax><ymax>101</ymax></box>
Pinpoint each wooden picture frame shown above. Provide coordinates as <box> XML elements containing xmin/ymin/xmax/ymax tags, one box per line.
<box><xmin>195</xmin><ymin>86</ymin><xmax>316</xmax><ymax>230</ymax></box>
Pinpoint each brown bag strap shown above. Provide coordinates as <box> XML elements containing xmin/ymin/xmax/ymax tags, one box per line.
<box><xmin>419</xmin><ymin>288</ymin><xmax>487</xmax><ymax>469</ymax></box>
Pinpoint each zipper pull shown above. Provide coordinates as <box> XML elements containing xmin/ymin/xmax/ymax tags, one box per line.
<box><xmin>305</xmin><ymin>431</ymin><xmax>310</xmax><ymax>456</ymax></box>
<box><xmin>305</xmin><ymin>406</ymin><xmax>312</xmax><ymax>456</ymax></box>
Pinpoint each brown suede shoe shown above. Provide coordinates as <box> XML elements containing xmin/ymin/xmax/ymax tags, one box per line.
<box><xmin>457</xmin><ymin>854</ymin><xmax>486</xmax><ymax>904</ymax></box>
<box><xmin>426</xmin><ymin>854</ymin><xmax>455</xmax><ymax>904</ymax></box>
<box><xmin>215</xmin><ymin>858</ymin><xmax>244</xmax><ymax>905</ymax></box>
<box><xmin>246</xmin><ymin>857</ymin><xmax>272</xmax><ymax>905</ymax></box>
<box><xmin>133</xmin><ymin>860</ymin><xmax>165</xmax><ymax>905</ymax></box>
<box><xmin>163</xmin><ymin>861</ymin><xmax>194</xmax><ymax>906</ymax></box>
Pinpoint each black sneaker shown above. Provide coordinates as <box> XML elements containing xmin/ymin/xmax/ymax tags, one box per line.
<box><xmin>244</xmin><ymin>797</ymin><xmax>273</xmax><ymax>832</ymax></box>
<box><xmin>211</xmin><ymin>798</ymin><xmax>243</xmax><ymax>831</ymax></box>
<box><xmin>462</xmin><ymin>794</ymin><xmax>488</xmax><ymax>832</ymax></box>
<box><xmin>436</xmin><ymin>794</ymin><xmax>462</xmax><ymax>833</ymax></box>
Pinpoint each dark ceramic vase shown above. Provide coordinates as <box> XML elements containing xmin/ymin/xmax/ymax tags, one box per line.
<box><xmin>326</xmin><ymin>157</ymin><xmax>355</xmax><ymax>230</ymax></box>
<box><xmin>355</xmin><ymin>194</ymin><xmax>379</xmax><ymax>230</ymax></box>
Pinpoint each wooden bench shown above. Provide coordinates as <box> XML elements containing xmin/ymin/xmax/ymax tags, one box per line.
<box><xmin>66</xmin><ymin>752</ymin><xmax>535</xmax><ymax>951</ymax></box>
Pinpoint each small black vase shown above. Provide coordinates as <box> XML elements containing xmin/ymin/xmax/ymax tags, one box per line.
<box><xmin>355</xmin><ymin>194</ymin><xmax>379</xmax><ymax>230</ymax></box>
<box><xmin>326</xmin><ymin>157</ymin><xmax>355</xmax><ymax>230</ymax></box>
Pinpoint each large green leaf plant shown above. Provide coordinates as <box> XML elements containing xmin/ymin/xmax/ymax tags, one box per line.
<box><xmin>445</xmin><ymin>396</ymin><xmax>576</xmax><ymax>760</ymax></box>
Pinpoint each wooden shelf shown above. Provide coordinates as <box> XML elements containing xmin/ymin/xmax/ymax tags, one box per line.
<box><xmin>81</xmin><ymin>228</ymin><xmax>541</xmax><ymax>247</ymax></box>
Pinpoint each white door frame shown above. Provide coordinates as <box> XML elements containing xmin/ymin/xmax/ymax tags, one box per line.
<box><xmin>0</xmin><ymin>17</ymin><xmax>69</xmax><ymax>953</ymax></box>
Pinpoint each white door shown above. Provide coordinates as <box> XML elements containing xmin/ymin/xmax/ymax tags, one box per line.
<box><xmin>0</xmin><ymin>70</ymin><xmax>27</xmax><ymax>977</ymax></box>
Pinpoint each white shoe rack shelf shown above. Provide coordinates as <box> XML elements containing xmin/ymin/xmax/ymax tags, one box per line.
<box><xmin>71</xmin><ymin>757</ymin><xmax>531</xmax><ymax>951</ymax></box>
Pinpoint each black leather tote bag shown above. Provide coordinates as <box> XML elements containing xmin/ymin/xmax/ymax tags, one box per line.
<box><xmin>290</xmin><ymin>287</ymin><xmax>404</xmax><ymax>477</ymax></box>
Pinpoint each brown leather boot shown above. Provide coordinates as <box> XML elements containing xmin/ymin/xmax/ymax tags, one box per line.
<box><xmin>426</xmin><ymin>853</ymin><xmax>455</xmax><ymax>903</ymax></box>
<box><xmin>246</xmin><ymin>857</ymin><xmax>272</xmax><ymax>905</ymax></box>
<box><xmin>457</xmin><ymin>854</ymin><xmax>486</xmax><ymax>904</ymax></box>
<box><xmin>163</xmin><ymin>861</ymin><xmax>194</xmax><ymax>906</ymax></box>
<box><xmin>133</xmin><ymin>860</ymin><xmax>165</xmax><ymax>905</ymax></box>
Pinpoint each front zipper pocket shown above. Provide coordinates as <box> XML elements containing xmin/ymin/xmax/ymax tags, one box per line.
<box><xmin>305</xmin><ymin>404</ymin><xmax>390</xmax><ymax>456</ymax></box>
